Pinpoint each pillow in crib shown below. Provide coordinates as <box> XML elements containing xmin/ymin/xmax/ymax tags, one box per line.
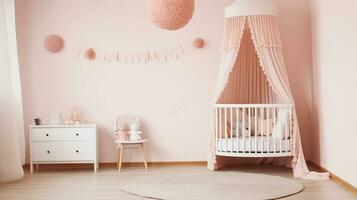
<box><xmin>218</xmin><ymin>109</ymin><xmax>249</xmax><ymax>138</ymax></box>
<box><xmin>219</xmin><ymin>121</ymin><xmax>232</xmax><ymax>138</ymax></box>
<box><xmin>252</xmin><ymin>118</ymin><xmax>274</xmax><ymax>136</ymax></box>
<box><xmin>221</xmin><ymin>121</ymin><xmax>247</xmax><ymax>138</ymax></box>
<box><xmin>231</xmin><ymin>121</ymin><xmax>251</xmax><ymax>137</ymax></box>
<box><xmin>272</xmin><ymin>108</ymin><xmax>290</xmax><ymax>139</ymax></box>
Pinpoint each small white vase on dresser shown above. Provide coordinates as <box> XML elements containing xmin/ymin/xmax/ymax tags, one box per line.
<box><xmin>29</xmin><ymin>124</ymin><xmax>98</xmax><ymax>173</ymax></box>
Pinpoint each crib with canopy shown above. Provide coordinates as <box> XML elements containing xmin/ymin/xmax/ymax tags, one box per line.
<box><xmin>208</xmin><ymin>0</ymin><xmax>329</xmax><ymax>179</ymax></box>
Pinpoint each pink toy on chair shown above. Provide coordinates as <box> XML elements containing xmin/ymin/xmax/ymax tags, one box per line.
<box><xmin>115</xmin><ymin>119</ymin><xmax>129</xmax><ymax>142</ymax></box>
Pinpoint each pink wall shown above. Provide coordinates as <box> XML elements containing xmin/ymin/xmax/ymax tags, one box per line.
<box><xmin>310</xmin><ymin>0</ymin><xmax>357</xmax><ymax>187</ymax></box>
<box><xmin>16</xmin><ymin>0</ymin><xmax>314</xmax><ymax>163</ymax></box>
<box><xmin>272</xmin><ymin>0</ymin><xmax>313</xmax><ymax>159</ymax></box>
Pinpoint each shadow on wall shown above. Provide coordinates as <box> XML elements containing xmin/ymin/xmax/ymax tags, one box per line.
<box><xmin>310</xmin><ymin>87</ymin><xmax>321</xmax><ymax>165</ymax></box>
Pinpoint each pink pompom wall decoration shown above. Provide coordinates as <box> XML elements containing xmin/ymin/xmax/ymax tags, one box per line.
<box><xmin>193</xmin><ymin>38</ymin><xmax>205</xmax><ymax>48</ymax></box>
<box><xmin>147</xmin><ymin>0</ymin><xmax>195</xmax><ymax>30</ymax></box>
<box><xmin>44</xmin><ymin>35</ymin><xmax>64</xmax><ymax>53</ymax></box>
<box><xmin>86</xmin><ymin>48</ymin><xmax>96</xmax><ymax>61</ymax></box>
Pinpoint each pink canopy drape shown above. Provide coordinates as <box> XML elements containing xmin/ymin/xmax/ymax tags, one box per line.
<box><xmin>209</xmin><ymin>15</ymin><xmax>329</xmax><ymax>179</ymax></box>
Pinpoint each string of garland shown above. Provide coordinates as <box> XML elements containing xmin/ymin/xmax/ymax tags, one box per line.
<box><xmin>78</xmin><ymin>38</ymin><xmax>205</xmax><ymax>64</ymax></box>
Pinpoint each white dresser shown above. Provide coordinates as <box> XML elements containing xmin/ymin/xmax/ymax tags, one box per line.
<box><xmin>29</xmin><ymin>124</ymin><xmax>98</xmax><ymax>173</ymax></box>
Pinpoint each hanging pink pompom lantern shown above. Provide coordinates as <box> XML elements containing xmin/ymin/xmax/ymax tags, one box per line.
<box><xmin>193</xmin><ymin>37</ymin><xmax>205</xmax><ymax>48</ymax></box>
<box><xmin>147</xmin><ymin>0</ymin><xmax>195</xmax><ymax>30</ymax></box>
<box><xmin>86</xmin><ymin>48</ymin><xmax>96</xmax><ymax>61</ymax></box>
<box><xmin>44</xmin><ymin>35</ymin><xmax>64</xmax><ymax>53</ymax></box>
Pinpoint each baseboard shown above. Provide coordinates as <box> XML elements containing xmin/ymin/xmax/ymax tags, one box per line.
<box><xmin>23</xmin><ymin>161</ymin><xmax>207</xmax><ymax>170</ymax></box>
<box><xmin>308</xmin><ymin>161</ymin><xmax>357</xmax><ymax>195</ymax></box>
<box><xmin>100</xmin><ymin>161</ymin><xmax>207</xmax><ymax>168</ymax></box>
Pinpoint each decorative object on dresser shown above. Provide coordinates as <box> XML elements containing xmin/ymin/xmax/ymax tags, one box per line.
<box><xmin>49</xmin><ymin>113</ymin><xmax>62</xmax><ymax>125</ymax></box>
<box><xmin>33</xmin><ymin>118</ymin><xmax>41</xmax><ymax>126</ymax></box>
<box><xmin>29</xmin><ymin>124</ymin><xmax>98</xmax><ymax>173</ymax></box>
<box><xmin>65</xmin><ymin>111</ymin><xmax>83</xmax><ymax>125</ymax></box>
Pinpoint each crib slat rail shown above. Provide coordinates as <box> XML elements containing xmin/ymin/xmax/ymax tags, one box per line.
<box><xmin>215</xmin><ymin>104</ymin><xmax>294</xmax><ymax>158</ymax></box>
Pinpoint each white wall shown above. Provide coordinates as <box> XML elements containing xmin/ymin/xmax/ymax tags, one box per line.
<box><xmin>310</xmin><ymin>0</ymin><xmax>357</xmax><ymax>187</ymax></box>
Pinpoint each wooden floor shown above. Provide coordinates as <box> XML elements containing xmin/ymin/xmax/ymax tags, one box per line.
<box><xmin>0</xmin><ymin>164</ymin><xmax>356</xmax><ymax>200</ymax></box>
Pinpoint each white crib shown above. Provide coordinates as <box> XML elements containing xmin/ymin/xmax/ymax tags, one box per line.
<box><xmin>214</xmin><ymin>104</ymin><xmax>294</xmax><ymax>158</ymax></box>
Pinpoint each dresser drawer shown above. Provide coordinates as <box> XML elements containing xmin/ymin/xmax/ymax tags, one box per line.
<box><xmin>31</xmin><ymin>127</ymin><xmax>95</xmax><ymax>141</ymax></box>
<box><xmin>32</xmin><ymin>141</ymin><xmax>96</xmax><ymax>162</ymax></box>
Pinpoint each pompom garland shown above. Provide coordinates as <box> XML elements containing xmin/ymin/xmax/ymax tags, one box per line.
<box><xmin>86</xmin><ymin>48</ymin><xmax>96</xmax><ymax>61</ymax></box>
<box><xmin>193</xmin><ymin>38</ymin><xmax>205</xmax><ymax>48</ymax></box>
<box><xmin>147</xmin><ymin>0</ymin><xmax>195</xmax><ymax>30</ymax></box>
<box><xmin>78</xmin><ymin>40</ymin><xmax>205</xmax><ymax>64</ymax></box>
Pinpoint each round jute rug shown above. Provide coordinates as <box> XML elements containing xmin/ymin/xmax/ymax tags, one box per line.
<box><xmin>120</xmin><ymin>171</ymin><xmax>303</xmax><ymax>200</ymax></box>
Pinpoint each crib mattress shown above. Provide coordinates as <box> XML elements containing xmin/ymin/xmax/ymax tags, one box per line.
<box><xmin>217</xmin><ymin>136</ymin><xmax>290</xmax><ymax>153</ymax></box>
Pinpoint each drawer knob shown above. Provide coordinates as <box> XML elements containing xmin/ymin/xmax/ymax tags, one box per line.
<box><xmin>46</xmin><ymin>134</ymin><xmax>49</xmax><ymax>137</ymax></box>
<box><xmin>75</xmin><ymin>133</ymin><xmax>79</xmax><ymax>136</ymax></box>
<box><xmin>46</xmin><ymin>150</ymin><xmax>51</xmax><ymax>154</ymax></box>
<box><xmin>76</xmin><ymin>150</ymin><xmax>79</xmax><ymax>153</ymax></box>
